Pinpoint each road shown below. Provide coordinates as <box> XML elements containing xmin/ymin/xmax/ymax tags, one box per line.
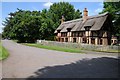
<box><xmin>0</xmin><ymin>40</ymin><xmax>119</xmax><ymax>78</ymax></box>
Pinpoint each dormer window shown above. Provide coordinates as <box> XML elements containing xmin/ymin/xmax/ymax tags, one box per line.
<box><xmin>84</xmin><ymin>19</ymin><xmax>95</xmax><ymax>29</ymax></box>
<box><xmin>57</xmin><ymin>30</ymin><xmax>61</xmax><ymax>33</ymax></box>
<box><xmin>66</xmin><ymin>23</ymin><xmax>76</xmax><ymax>32</ymax></box>
<box><xmin>84</xmin><ymin>26</ymin><xmax>91</xmax><ymax>31</ymax></box>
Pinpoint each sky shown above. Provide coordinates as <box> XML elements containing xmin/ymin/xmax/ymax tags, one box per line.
<box><xmin>0</xmin><ymin>1</ymin><xmax>104</xmax><ymax>33</ymax></box>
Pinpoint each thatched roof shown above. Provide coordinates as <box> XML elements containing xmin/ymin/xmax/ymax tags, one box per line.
<box><xmin>55</xmin><ymin>12</ymin><xmax>109</xmax><ymax>33</ymax></box>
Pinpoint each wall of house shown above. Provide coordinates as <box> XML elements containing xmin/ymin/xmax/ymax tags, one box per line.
<box><xmin>111</xmin><ymin>38</ymin><xmax>118</xmax><ymax>45</ymax></box>
<box><xmin>55</xmin><ymin>29</ymin><xmax>111</xmax><ymax>45</ymax></box>
<box><xmin>98</xmin><ymin>30</ymin><xmax>111</xmax><ymax>45</ymax></box>
<box><xmin>57</xmin><ymin>33</ymin><xmax>61</xmax><ymax>37</ymax></box>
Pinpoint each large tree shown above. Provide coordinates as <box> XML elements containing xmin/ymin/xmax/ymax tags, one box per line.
<box><xmin>48</xmin><ymin>2</ymin><xmax>82</xmax><ymax>30</ymax></box>
<box><xmin>100</xmin><ymin>1</ymin><xmax>120</xmax><ymax>37</ymax></box>
<box><xmin>2</xmin><ymin>9</ymin><xmax>42</xmax><ymax>42</ymax></box>
<box><xmin>2</xmin><ymin>2</ymin><xmax>82</xmax><ymax>42</ymax></box>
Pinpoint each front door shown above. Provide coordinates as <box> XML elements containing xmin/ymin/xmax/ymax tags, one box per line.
<box><xmin>91</xmin><ymin>38</ymin><xmax>95</xmax><ymax>44</ymax></box>
<box><xmin>100</xmin><ymin>39</ymin><xmax>102</xmax><ymax>45</ymax></box>
<box><xmin>65</xmin><ymin>38</ymin><xmax>68</xmax><ymax>42</ymax></box>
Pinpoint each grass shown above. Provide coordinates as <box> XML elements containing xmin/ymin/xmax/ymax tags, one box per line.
<box><xmin>23</xmin><ymin>43</ymin><xmax>82</xmax><ymax>53</ymax></box>
<box><xmin>14</xmin><ymin>40</ymin><xmax>119</xmax><ymax>53</ymax></box>
<box><xmin>80</xmin><ymin>47</ymin><xmax>119</xmax><ymax>53</ymax></box>
<box><xmin>0</xmin><ymin>42</ymin><xmax>9</xmax><ymax>60</ymax></box>
<box><xmin>93</xmin><ymin>49</ymin><xmax>120</xmax><ymax>53</ymax></box>
<box><xmin>13</xmin><ymin>40</ymin><xmax>17</xmax><ymax>42</ymax></box>
<box><xmin>23</xmin><ymin>43</ymin><xmax>119</xmax><ymax>53</ymax></box>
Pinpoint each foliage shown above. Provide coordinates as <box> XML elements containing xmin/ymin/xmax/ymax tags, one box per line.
<box><xmin>2</xmin><ymin>2</ymin><xmax>82</xmax><ymax>43</ymax></box>
<box><xmin>0</xmin><ymin>43</ymin><xmax>9</xmax><ymax>60</ymax></box>
<box><xmin>100</xmin><ymin>2</ymin><xmax>120</xmax><ymax>37</ymax></box>
<box><xmin>2</xmin><ymin>9</ymin><xmax>42</xmax><ymax>42</ymax></box>
<box><xmin>49</xmin><ymin>2</ymin><xmax>82</xmax><ymax>30</ymax></box>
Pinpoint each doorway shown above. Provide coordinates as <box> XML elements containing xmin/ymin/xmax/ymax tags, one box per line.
<box><xmin>91</xmin><ymin>38</ymin><xmax>95</xmax><ymax>44</ymax></box>
<box><xmin>65</xmin><ymin>38</ymin><xmax>68</xmax><ymax>42</ymax></box>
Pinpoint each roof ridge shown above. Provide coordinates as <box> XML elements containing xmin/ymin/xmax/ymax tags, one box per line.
<box><xmin>63</xmin><ymin>12</ymin><xmax>109</xmax><ymax>24</ymax></box>
<box><xmin>63</xmin><ymin>18</ymin><xmax>83</xmax><ymax>24</ymax></box>
<box><xmin>88</xmin><ymin>12</ymin><xmax>109</xmax><ymax>19</ymax></box>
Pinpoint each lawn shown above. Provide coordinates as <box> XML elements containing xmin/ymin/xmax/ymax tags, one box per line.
<box><xmin>93</xmin><ymin>49</ymin><xmax>120</xmax><ymax>53</ymax></box>
<box><xmin>24</xmin><ymin>43</ymin><xmax>82</xmax><ymax>53</ymax></box>
<box><xmin>0</xmin><ymin>42</ymin><xmax>9</xmax><ymax>60</ymax></box>
<box><xmin>23</xmin><ymin>43</ymin><xmax>119</xmax><ymax>53</ymax></box>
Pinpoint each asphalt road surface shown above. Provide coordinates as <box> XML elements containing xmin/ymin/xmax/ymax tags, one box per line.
<box><xmin>0</xmin><ymin>40</ymin><xmax>119</xmax><ymax>78</ymax></box>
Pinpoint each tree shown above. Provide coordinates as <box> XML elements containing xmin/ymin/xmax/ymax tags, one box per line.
<box><xmin>100</xmin><ymin>1</ymin><xmax>120</xmax><ymax>37</ymax></box>
<box><xmin>2</xmin><ymin>9</ymin><xmax>42</xmax><ymax>42</ymax></box>
<box><xmin>48</xmin><ymin>2</ymin><xmax>82</xmax><ymax>29</ymax></box>
<box><xmin>2</xmin><ymin>2</ymin><xmax>82</xmax><ymax>42</ymax></box>
<box><xmin>74</xmin><ymin>9</ymin><xmax>82</xmax><ymax>19</ymax></box>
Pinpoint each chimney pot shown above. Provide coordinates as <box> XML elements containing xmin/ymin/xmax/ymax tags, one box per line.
<box><xmin>83</xmin><ymin>8</ymin><xmax>88</xmax><ymax>21</ymax></box>
<box><xmin>61</xmin><ymin>15</ymin><xmax>65</xmax><ymax>24</ymax></box>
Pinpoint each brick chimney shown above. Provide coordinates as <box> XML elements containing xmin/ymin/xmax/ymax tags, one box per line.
<box><xmin>83</xmin><ymin>8</ymin><xmax>88</xmax><ymax>21</ymax></box>
<box><xmin>61</xmin><ymin>15</ymin><xmax>65</xmax><ymax>24</ymax></box>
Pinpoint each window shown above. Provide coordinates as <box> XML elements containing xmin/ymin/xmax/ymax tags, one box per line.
<box><xmin>82</xmin><ymin>32</ymin><xmax>85</xmax><ymax>37</ymax></box>
<box><xmin>73</xmin><ymin>32</ymin><xmax>76</xmax><ymax>37</ymax></box>
<box><xmin>76</xmin><ymin>32</ymin><xmax>79</xmax><ymax>37</ymax></box>
<box><xmin>79</xmin><ymin>32</ymin><xmax>83</xmax><ymax>37</ymax></box>
<box><xmin>72</xmin><ymin>32</ymin><xmax>75</xmax><ymax>37</ymax></box>
<box><xmin>111</xmin><ymin>40</ymin><xmax>113</xmax><ymax>43</ymax></box>
<box><xmin>82</xmin><ymin>38</ymin><xmax>87</xmax><ymax>43</ymax></box>
<box><xmin>61</xmin><ymin>33</ymin><xmax>67</xmax><ymax>37</ymax></box>
<box><xmin>73</xmin><ymin>38</ymin><xmax>76</xmax><ymax>42</ymax></box>
<box><xmin>72</xmin><ymin>32</ymin><xmax>80</xmax><ymax>37</ymax></box>
<box><xmin>91</xmin><ymin>31</ymin><xmax>97</xmax><ymax>37</ymax></box>
<box><xmin>114</xmin><ymin>40</ymin><xmax>117</xmax><ymax>43</ymax></box>
<box><xmin>61</xmin><ymin>38</ymin><xmax>64</xmax><ymax>42</ymax></box>
<box><xmin>100</xmin><ymin>39</ymin><xmax>102</xmax><ymax>45</ymax></box>
<box><xmin>65</xmin><ymin>38</ymin><xmax>68</xmax><ymax>42</ymax></box>
<box><xmin>58</xmin><ymin>38</ymin><xmax>60</xmax><ymax>41</ymax></box>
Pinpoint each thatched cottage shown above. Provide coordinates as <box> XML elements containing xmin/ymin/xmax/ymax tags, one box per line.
<box><xmin>54</xmin><ymin>8</ymin><xmax>113</xmax><ymax>45</ymax></box>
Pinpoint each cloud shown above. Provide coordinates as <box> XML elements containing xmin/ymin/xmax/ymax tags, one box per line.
<box><xmin>88</xmin><ymin>10</ymin><xmax>95</xmax><ymax>16</ymax></box>
<box><xmin>32</xmin><ymin>7</ymin><xmax>39</xmax><ymax>11</ymax></box>
<box><xmin>95</xmin><ymin>8</ymin><xmax>103</xmax><ymax>13</ymax></box>
<box><xmin>99</xmin><ymin>2</ymin><xmax>103</xmax><ymax>7</ymax></box>
<box><xmin>43</xmin><ymin>2</ymin><xmax>53</xmax><ymax>8</ymax></box>
<box><xmin>88</xmin><ymin>7</ymin><xmax>103</xmax><ymax>16</ymax></box>
<box><xmin>83</xmin><ymin>9</ymin><xmax>94</xmax><ymax>16</ymax></box>
<box><xmin>7</xmin><ymin>15</ymin><xmax>11</xmax><ymax>18</ymax></box>
<box><xmin>0</xmin><ymin>25</ymin><xmax>4</xmax><ymax>33</ymax></box>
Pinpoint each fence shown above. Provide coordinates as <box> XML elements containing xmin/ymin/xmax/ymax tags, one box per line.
<box><xmin>37</xmin><ymin>40</ymin><xmax>119</xmax><ymax>52</ymax></box>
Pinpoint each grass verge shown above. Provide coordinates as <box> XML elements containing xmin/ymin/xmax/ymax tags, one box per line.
<box><xmin>23</xmin><ymin>43</ymin><xmax>82</xmax><ymax>53</ymax></box>
<box><xmin>93</xmin><ymin>49</ymin><xmax>120</xmax><ymax>53</ymax></box>
<box><xmin>0</xmin><ymin>43</ymin><xmax>9</xmax><ymax>60</ymax></box>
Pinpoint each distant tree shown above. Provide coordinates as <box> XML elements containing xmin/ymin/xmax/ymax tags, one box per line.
<box><xmin>100</xmin><ymin>1</ymin><xmax>120</xmax><ymax>37</ymax></box>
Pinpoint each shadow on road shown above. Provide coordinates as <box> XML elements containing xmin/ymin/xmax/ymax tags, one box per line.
<box><xmin>27</xmin><ymin>57</ymin><xmax>119</xmax><ymax>78</ymax></box>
